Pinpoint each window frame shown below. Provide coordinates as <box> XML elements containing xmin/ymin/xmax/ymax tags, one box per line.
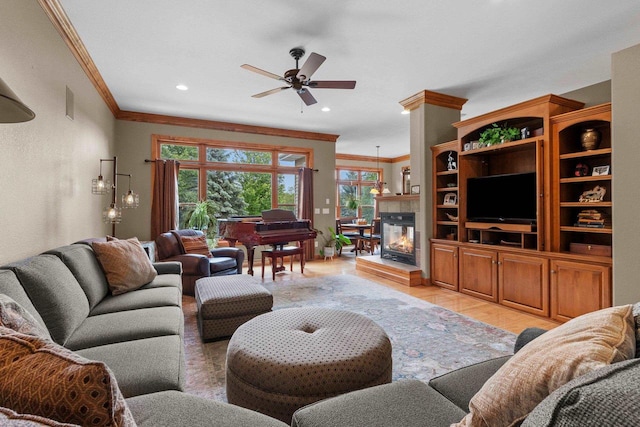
<box><xmin>335</xmin><ymin>166</ymin><xmax>382</xmax><ymax>221</ymax></box>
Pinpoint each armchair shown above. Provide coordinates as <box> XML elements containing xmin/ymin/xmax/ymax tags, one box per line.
<box><xmin>155</xmin><ymin>229</ymin><xmax>244</xmax><ymax>295</ymax></box>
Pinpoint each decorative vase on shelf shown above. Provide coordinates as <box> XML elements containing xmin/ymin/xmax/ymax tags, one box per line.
<box><xmin>581</xmin><ymin>128</ymin><xmax>601</xmax><ymax>151</ymax></box>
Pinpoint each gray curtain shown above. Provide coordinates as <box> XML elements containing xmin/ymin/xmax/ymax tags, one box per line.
<box><xmin>151</xmin><ymin>160</ymin><xmax>180</xmax><ymax>238</ymax></box>
<box><xmin>298</xmin><ymin>167</ymin><xmax>315</xmax><ymax>260</ymax></box>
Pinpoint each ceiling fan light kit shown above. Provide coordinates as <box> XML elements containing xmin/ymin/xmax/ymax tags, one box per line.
<box><xmin>241</xmin><ymin>47</ymin><xmax>356</xmax><ymax>106</ymax></box>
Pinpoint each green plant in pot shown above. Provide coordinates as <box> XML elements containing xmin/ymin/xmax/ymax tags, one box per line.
<box><xmin>346</xmin><ymin>195</ymin><xmax>360</xmax><ymax>210</ymax></box>
<box><xmin>318</xmin><ymin>227</ymin><xmax>352</xmax><ymax>257</ymax></box>
<box><xmin>184</xmin><ymin>200</ymin><xmax>218</xmax><ymax>242</ymax></box>
<box><xmin>479</xmin><ymin>123</ymin><xmax>521</xmax><ymax>146</ymax></box>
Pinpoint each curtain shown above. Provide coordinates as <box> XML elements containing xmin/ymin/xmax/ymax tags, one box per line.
<box><xmin>298</xmin><ymin>167</ymin><xmax>315</xmax><ymax>260</ymax></box>
<box><xmin>151</xmin><ymin>160</ymin><xmax>180</xmax><ymax>238</ymax></box>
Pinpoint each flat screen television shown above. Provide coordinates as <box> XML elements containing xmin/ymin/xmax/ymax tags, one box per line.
<box><xmin>466</xmin><ymin>172</ymin><xmax>537</xmax><ymax>224</ymax></box>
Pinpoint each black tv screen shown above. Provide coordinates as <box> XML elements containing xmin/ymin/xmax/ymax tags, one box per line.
<box><xmin>467</xmin><ymin>172</ymin><xmax>537</xmax><ymax>223</ymax></box>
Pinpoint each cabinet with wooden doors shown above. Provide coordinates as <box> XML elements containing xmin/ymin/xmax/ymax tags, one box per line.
<box><xmin>430</xmin><ymin>243</ymin><xmax>458</xmax><ymax>291</ymax></box>
<box><xmin>430</xmin><ymin>95</ymin><xmax>614</xmax><ymax>322</ymax></box>
<box><xmin>550</xmin><ymin>259</ymin><xmax>611</xmax><ymax>322</ymax></box>
<box><xmin>459</xmin><ymin>247</ymin><xmax>498</xmax><ymax>302</ymax></box>
<box><xmin>431</xmin><ymin>141</ymin><xmax>459</xmax><ymax>241</ymax></box>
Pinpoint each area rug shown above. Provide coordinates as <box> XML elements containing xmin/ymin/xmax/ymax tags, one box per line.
<box><xmin>182</xmin><ymin>274</ymin><xmax>516</xmax><ymax>402</ymax></box>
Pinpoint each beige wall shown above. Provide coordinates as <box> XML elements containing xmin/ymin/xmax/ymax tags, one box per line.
<box><xmin>114</xmin><ymin>120</ymin><xmax>336</xmax><ymax>253</ymax></box>
<box><xmin>0</xmin><ymin>0</ymin><xmax>115</xmax><ymax>264</ymax></box>
<box><xmin>612</xmin><ymin>43</ymin><xmax>640</xmax><ymax>305</ymax></box>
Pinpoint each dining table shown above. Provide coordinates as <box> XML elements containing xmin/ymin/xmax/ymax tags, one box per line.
<box><xmin>340</xmin><ymin>223</ymin><xmax>372</xmax><ymax>254</ymax></box>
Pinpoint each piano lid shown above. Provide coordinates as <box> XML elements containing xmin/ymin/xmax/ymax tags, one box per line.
<box><xmin>261</xmin><ymin>209</ymin><xmax>297</xmax><ymax>222</ymax></box>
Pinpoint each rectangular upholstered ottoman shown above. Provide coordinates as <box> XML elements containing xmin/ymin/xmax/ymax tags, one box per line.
<box><xmin>195</xmin><ymin>275</ymin><xmax>273</xmax><ymax>341</ymax></box>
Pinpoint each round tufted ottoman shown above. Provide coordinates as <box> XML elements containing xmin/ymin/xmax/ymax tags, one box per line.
<box><xmin>225</xmin><ymin>307</ymin><xmax>392</xmax><ymax>423</ymax></box>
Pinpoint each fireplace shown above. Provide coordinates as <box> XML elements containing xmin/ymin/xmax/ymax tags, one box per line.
<box><xmin>380</xmin><ymin>212</ymin><xmax>416</xmax><ymax>265</ymax></box>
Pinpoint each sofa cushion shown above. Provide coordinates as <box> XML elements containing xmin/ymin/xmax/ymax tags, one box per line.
<box><xmin>522</xmin><ymin>358</ymin><xmax>640</xmax><ymax>427</ymax></box>
<box><xmin>76</xmin><ymin>335</ymin><xmax>185</xmax><ymax>398</ymax></box>
<box><xmin>210</xmin><ymin>256</ymin><xmax>237</xmax><ymax>273</ymax></box>
<box><xmin>90</xmin><ymin>286</ymin><xmax>181</xmax><ymax>316</ymax></box>
<box><xmin>291</xmin><ymin>380</ymin><xmax>467</xmax><ymax>427</ymax></box>
<box><xmin>4</xmin><ymin>255</ymin><xmax>89</xmax><ymax>345</ymax></box>
<box><xmin>45</xmin><ymin>244</ymin><xmax>109</xmax><ymax>310</ymax></box>
<box><xmin>0</xmin><ymin>270</ymin><xmax>49</xmax><ymax>338</ymax></box>
<box><xmin>179</xmin><ymin>234</ymin><xmax>212</xmax><ymax>257</ymax></box>
<box><xmin>127</xmin><ymin>390</ymin><xmax>288</xmax><ymax>427</ymax></box>
<box><xmin>92</xmin><ymin>237</ymin><xmax>157</xmax><ymax>295</ymax></box>
<box><xmin>454</xmin><ymin>304</ymin><xmax>636</xmax><ymax>427</ymax></box>
<box><xmin>65</xmin><ymin>306</ymin><xmax>183</xmax><ymax>351</ymax></box>
<box><xmin>0</xmin><ymin>406</ymin><xmax>79</xmax><ymax>426</ymax></box>
<box><xmin>0</xmin><ymin>327</ymin><xmax>136</xmax><ymax>426</ymax></box>
<box><xmin>429</xmin><ymin>355</ymin><xmax>511</xmax><ymax>412</ymax></box>
<box><xmin>0</xmin><ymin>294</ymin><xmax>49</xmax><ymax>338</ymax></box>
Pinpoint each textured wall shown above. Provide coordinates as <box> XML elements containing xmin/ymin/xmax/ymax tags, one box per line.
<box><xmin>0</xmin><ymin>0</ymin><xmax>115</xmax><ymax>264</ymax></box>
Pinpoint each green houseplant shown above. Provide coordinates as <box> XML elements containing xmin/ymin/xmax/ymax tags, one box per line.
<box><xmin>346</xmin><ymin>196</ymin><xmax>360</xmax><ymax>211</ymax></box>
<box><xmin>184</xmin><ymin>200</ymin><xmax>218</xmax><ymax>242</ymax></box>
<box><xmin>479</xmin><ymin>123</ymin><xmax>521</xmax><ymax>146</ymax></box>
<box><xmin>318</xmin><ymin>227</ymin><xmax>353</xmax><ymax>257</ymax></box>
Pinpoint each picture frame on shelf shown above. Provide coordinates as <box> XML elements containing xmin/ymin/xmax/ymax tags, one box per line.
<box><xmin>410</xmin><ymin>185</ymin><xmax>420</xmax><ymax>194</ymax></box>
<box><xmin>443</xmin><ymin>192</ymin><xmax>457</xmax><ymax>205</ymax></box>
<box><xmin>592</xmin><ymin>165</ymin><xmax>610</xmax><ymax>176</ymax></box>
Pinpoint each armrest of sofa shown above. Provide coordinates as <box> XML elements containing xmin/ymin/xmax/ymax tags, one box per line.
<box><xmin>514</xmin><ymin>327</ymin><xmax>547</xmax><ymax>353</ymax></box>
<box><xmin>152</xmin><ymin>261</ymin><xmax>182</xmax><ymax>275</ymax></box>
<box><xmin>291</xmin><ymin>380</ymin><xmax>466</xmax><ymax>427</ymax></box>
<box><xmin>428</xmin><ymin>355</ymin><xmax>511</xmax><ymax>412</ymax></box>
<box><xmin>161</xmin><ymin>254</ymin><xmax>210</xmax><ymax>276</ymax></box>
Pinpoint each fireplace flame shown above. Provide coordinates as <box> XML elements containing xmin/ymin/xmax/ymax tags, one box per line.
<box><xmin>389</xmin><ymin>235</ymin><xmax>413</xmax><ymax>253</ymax></box>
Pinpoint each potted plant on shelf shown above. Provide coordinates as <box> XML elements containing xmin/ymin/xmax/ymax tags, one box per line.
<box><xmin>479</xmin><ymin>123</ymin><xmax>521</xmax><ymax>146</ymax></box>
<box><xmin>318</xmin><ymin>227</ymin><xmax>352</xmax><ymax>258</ymax></box>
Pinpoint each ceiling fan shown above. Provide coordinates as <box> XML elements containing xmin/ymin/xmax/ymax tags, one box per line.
<box><xmin>241</xmin><ymin>47</ymin><xmax>356</xmax><ymax>106</ymax></box>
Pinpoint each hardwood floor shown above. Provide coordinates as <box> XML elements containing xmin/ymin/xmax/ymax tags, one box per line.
<box><xmin>254</xmin><ymin>254</ymin><xmax>560</xmax><ymax>334</ymax></box>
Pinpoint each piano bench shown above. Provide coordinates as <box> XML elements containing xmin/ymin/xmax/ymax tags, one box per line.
<box><xmin>261</xmin><ymin>245</ymin><xmax>305</xmax><ymax>280</ymax></box>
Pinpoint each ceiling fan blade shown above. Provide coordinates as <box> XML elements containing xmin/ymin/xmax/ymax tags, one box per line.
<box><xmin>252</xmin><ymin>86</ymin><xmax>290</xmax><ymax>98</ymax></box>
<box><xmin>307</xmin><ymin>80</ymin><xmax>357</xmax><ymax>89</ymax></box>
<box><xmin>296</xmin><ymin>52</ymin><xmax>326</xmax><ymax>81</ymax></box>
<box><xmin>297</xmin><ymin>88</ymin><xmax>317</xmax><ymax>106</ymax></box>
<box><xmin>241</xmin><ymin>64</ymin><xmax>285</xmax><ymax>81</ymax></box>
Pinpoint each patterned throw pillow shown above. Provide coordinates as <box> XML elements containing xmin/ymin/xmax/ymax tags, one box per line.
<box><xmin>180</xmin><ymin>235</ymin><xmax>212</xmax><ymax>257</ymax></box>
<box><xmin>454</xmin><ymin>304</ymin><xmax>636</xmax><ymax>427</ymax></box>
<box><xmin>0</xmin><ymin>406</ymin><xmax>79</xmax><ymax>426</ymax></box>
<box><xmin>633</xmin><ymin>302</ymin><xmax>640</xmax><ymax>357</ymax></box>
<box><xmin>92</xmin><ymin>237</ymin><xmax>157</xmax><ymax>295</ymax></box>
<box><xmin>0</xmin><ymin>327</ymin><xmax>136</xmax><ymax>426</ymax></box>
<box><xmin>0</xmin><ymin>294</ymin><xmax>49</xmax><ymax>338</ymax></box>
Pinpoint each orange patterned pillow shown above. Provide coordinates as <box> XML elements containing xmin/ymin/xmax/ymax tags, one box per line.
<box><xmin>0</xmin><ymin>327</ymin><xmax>136</xmax><ymax>426</ymax></box>
<box><xmin>92</xmin><ymin>237</ymin><xmax>157</xmax><ymax>295</ymax></box>
<box><xmin>454</xmin><ymin>304</ymin><xmax>636</xmax><ymax>427</ymax></box>
<box><xmin>180</xmin><ymin>235</ymin><xmax>212</xmax><ymax>257</ymax></box>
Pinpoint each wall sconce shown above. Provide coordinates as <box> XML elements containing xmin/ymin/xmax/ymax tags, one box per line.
<box><xmin>0</xmin><ymin>77</ymin><xmax>35</xmax><ymax>123</ymax></box>
<box><xmin>92</xmin><ymin>156</ymin><xmax>138</xmax><ymax>236</ymax></box>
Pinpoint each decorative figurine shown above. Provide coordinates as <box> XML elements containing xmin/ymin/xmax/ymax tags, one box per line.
<box><xmin>579</xmin><ymin>185</ymin><xmax>606</xmax><ymax>202</ymax></box>
<box><xmin>447</xmin><ymin>152</ymin><xmax>457</xmax><ymax>170</ymax></box>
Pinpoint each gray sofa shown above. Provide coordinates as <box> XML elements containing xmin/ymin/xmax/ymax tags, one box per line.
<box><xmin>292</xmin><ymin>324</ymin><xmax>640</xmax><ymax>427</ymax></box>
<box><xmin>0</xmin><ymin>240</ymin><xmax>287</xmax><ymax>427</ymax></box>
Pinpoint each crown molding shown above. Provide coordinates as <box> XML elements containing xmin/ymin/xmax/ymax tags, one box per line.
<box><xmin>399</xmin><ymin>90</ymin><xmax>467</xmax><ymax>112</ymax></box>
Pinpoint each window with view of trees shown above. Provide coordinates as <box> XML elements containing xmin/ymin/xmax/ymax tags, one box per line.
<box><xmin>336</xmin><ymin>168</ymin><xmax>380</xmax><ymax>222</ymax></box>
<box><xmin>156</xmin><ymin>137</ymin><xmax>309</xmax><ymax>230</ymax></box>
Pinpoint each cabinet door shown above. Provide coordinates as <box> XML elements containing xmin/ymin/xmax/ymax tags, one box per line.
<box><xmin>499</xmin><ymin>253</ymin><xmax>549</xmax><ymax>317</ymax></box>
<box><xmin>431</xmin><ymin>243</ymin><xmax>458</xmax><ymax>291</ymax></box>
<box><xmin>550</xmin><ymin>260</ymin><xmax>611</xmax><ymax>322</ymax></box>
<box><xmin>459</xmin><ymin>247</ymin><xmax>497</xmax><ymax>302</ymax></box>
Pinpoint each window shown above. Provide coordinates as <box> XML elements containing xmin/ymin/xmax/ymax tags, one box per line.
<box><xmin>154</xmin><ymin>136</ymin><xmax>310</xmax><ymax>227</ymax></box>
<box><xmin>336</xmin><ymin>167</ymin><xmax>380</xmax><ymax>222</ymax></box>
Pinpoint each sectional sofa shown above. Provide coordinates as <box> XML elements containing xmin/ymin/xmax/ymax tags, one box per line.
<box><xmin>0</xmin><ymin>238</ymin><xmax>286</xmax><ymax>426</ymax></box>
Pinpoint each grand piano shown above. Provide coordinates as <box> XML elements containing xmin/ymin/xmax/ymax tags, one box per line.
<box><xmin>218</xmin><ymin>209</ymin><xmax>317</xmax><ymax>275</ymax></box>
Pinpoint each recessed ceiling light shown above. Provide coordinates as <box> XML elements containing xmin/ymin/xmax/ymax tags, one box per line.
<box><xmin>176</xmin><ymin>84</ymin><xmax>188</xmax><ymax>91</ymax></box>
<box><xmin>321</xmin><ymin>107</ymin><xmax>331</xmax><ymax>112</ymax></box>
<box><xmin>401</xmin><ymin>109</ymin><xmax>410</xmax><ymax>115</ymax></box>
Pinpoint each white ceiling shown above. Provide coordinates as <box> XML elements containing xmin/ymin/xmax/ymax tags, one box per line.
<box><xmin>58</xmin><ymin>0</ymin><xmax>640</xmax><ymax>158</ymax></box>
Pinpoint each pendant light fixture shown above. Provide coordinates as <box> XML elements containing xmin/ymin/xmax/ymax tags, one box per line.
<box><xmin>0</xmin><ymin>77</ymin><xmax>35</xmax><ymax>123</ymax></box>
<box><xmin>370</xmin><ymin>145</ymin><xmax>383</xmax><ymax>194</ymax></box>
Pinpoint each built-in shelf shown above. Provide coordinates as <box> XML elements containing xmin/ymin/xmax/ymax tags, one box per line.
<box><xmin>560</xmin><ymin>202</ymin><xmax>612</xmax><ymax>208</ymax></box>
<box><xmin>560</xmin><ymin>226</ymin><xmax>612</xmax><ymax>234</ymax></box>
<box><xmin>459</xmin><ymin>137</ymin><xmax>541</xmax><ymax>156</ymax></box>
<box><xmin>437</xmin><ymin>187</ymin><xmax>458</xmax><ymax>192</ymax></box>
<box><xmin>560</xmin><ymin>175</ymin><xmax>611</xmax><ymax>184</ymax></box>
<box><xmin>559</xmin><ymin>147</ymin><xmax>612</xmax><ymax>160</ymax></box>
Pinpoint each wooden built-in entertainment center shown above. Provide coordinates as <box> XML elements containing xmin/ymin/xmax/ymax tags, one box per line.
<box><xmin>430</xmin><ymin>95</ymin><xmax>612</xmax><ymax>322</ymax></box>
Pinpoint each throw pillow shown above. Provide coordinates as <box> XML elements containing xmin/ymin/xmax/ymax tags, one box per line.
<box><xmin>0</xmin><ymin>326</ymin><xmax>136</xmax><ymax>426</ymax></box>
<box><xmin>453</xmin><ymin>304</ymin><xmax>636</xmax><ymax>427</ymax></box>
<box><xmin>633</xmin><ymin>302</ymin><xmax>640</xmax><ymax>357</ymax></box>
<box><xmin>180</xmin><ymin>234</ymin><xmax>212</xmax><ymax>257</ymax></box>
<box><xmin>0</xmin><ymin>294</ymin><xmax>49</xmax><ymax>338</ymax></box>
<box><xmin>92</xmin><ymin>237</ymin><xmax>157</xmax><ymax>295</ymax></box>
<box><xmin>0</xmin><ymin>406</ymin><xmax>79</xmax><ymax>426</ymax></box>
